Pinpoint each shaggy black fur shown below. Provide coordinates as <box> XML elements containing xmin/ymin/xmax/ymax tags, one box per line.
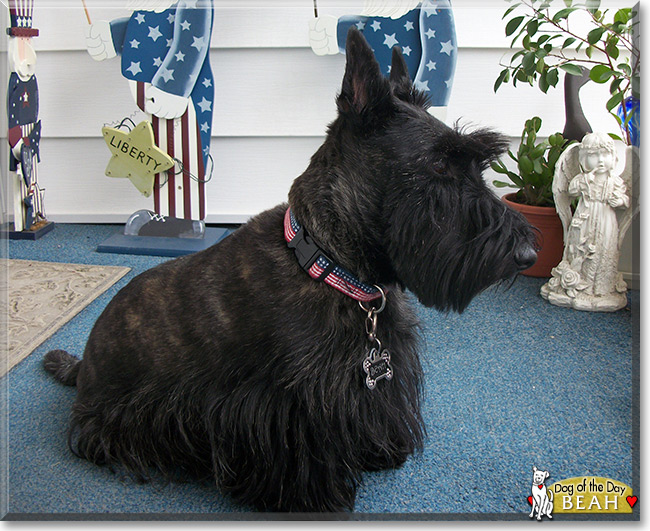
<box><xmin>44</xmin><ymin>29</ymin><xmax>537</xmax><ymax>513</ymax></box>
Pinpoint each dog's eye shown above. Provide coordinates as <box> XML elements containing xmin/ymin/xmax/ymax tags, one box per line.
<box><xmin>432</xmin><ymin>161</ymin><xmax>446</xmax><ymax>174</ymax></box>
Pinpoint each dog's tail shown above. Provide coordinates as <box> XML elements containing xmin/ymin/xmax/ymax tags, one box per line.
<box><xmin>43</xmin><ymin>350</ymin><xmax>81</xmax><ymax>386</ymax></box>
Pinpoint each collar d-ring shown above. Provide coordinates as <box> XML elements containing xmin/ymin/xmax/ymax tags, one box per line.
<box><xmin>359</xmin><ymin>285</ymin><xmax>386</xmax><ymax>314</ymax></box>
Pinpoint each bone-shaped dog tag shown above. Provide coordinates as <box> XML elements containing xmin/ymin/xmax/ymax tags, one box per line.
<box><xmin>363</xmin><ymin>347</ymin><xmax>393</xmax><ymax>390</ymax></box>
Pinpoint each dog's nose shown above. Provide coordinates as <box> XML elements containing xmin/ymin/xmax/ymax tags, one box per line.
<box><xmin>514</xmin><ymin>244</ymin><xmax>537</xmax><ymax>271</ymax></box>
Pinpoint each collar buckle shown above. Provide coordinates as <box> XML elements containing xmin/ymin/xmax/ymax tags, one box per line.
<box><xmin>287</xmin><ymin>225</ymin><xmax>325</xmax><ymax>272</ymax></box>
<box><xmin>284</xmin><ymin>207</ymin><xmax>382</xmax><ymax>302</ymax></box>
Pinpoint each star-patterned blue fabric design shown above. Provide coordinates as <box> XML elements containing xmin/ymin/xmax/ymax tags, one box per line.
<box><xmin>108</xmin><ymin>0</ymin><xmax>214</xmax><ymax>165</ymax></box>
<box><xmin>336</xmin><ymin>0</ymin><xmax>457</xmax><ymax>106</ymax></box>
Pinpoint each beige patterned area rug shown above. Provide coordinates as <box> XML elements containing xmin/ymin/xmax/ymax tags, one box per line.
<box><xmin>2</xmin><ymin>259</ymin><xmax>130</xmax><ymax>376</ymax></box>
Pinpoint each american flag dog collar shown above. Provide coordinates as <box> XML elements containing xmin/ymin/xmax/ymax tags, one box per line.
<box><xmin>284</xmin><ymin>208</ymin><xmax>383</xmax><ymax>303</ymax></box>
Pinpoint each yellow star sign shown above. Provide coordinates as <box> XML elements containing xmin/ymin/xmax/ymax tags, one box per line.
<box><xmin>102</xmin><ymin>121</ymin><xmax>174</xmax><ymax>197</ymax></box>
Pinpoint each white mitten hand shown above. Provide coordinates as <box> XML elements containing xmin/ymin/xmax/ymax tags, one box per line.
<box><xmin>11</xmin><ymin>139</ymin><xmax>23</xmax><ymax>160</ymax></box>
<box><xmin>308</xmin><ymin>16</ymin><xmax>340</xmax><ymax>56</ymax></box>
<box><xmin>145</xmin><ymin>86</ymin><xmax>190</xmax><ymax>119</ymax></box>
<box><xmin>85</xmin><ymin>21</ymin><xmax>117</xmax><ymax>61</ymax></box>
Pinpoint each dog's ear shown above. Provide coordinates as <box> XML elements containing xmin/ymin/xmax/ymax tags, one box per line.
<box><xmin>389</xmin><ymin>46</ymin><xmax>430</xmax><ymax>107</ymax></box>
<box><xmin>464</xmin><ymin>129</ymin><xmax>511</xmax><ymax>167</ymax></box>
<box><xmin>338</xmin><ymin>27</ymin><xmax>392</xmax><ymax>118</ymax></box>
<box><xmin>532</xmin><ymin>466</ymin><xmax>538</xmax><ymax>472</ymax></box>
<box><xmin>389</xmin><ymin>46</ymin><xmax>411</xmax><ymax>93</ymax></box>
<box><xmin>434</xmin><ymin>126</ymin><xmax>510</xmax><ymax>172</ymax></box>
<box><xmin>389</xmin><ymin>46</ymin><xmax>429</xmax><ymax>109</ymax></box>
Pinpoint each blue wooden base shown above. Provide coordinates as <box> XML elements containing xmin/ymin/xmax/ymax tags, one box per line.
<box><xmin>96</xmin><ymin>227</ymin><xmax>231</xmax><ymax>257</ymax></box>
<box><xmin>7</xmin><ymin>221</ymin><xmax>55</xmax><ymax>240</ymax></box>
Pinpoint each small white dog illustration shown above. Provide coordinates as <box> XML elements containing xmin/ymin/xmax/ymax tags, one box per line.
<box><xmin>529</xmin><ymin>466</ymin><xmax>554</xmax><ymax>520</ymax></box>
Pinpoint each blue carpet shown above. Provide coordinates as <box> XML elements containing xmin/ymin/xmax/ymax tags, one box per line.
<box><xmin>3</xmin><ymin>224</ymin><xmax>639</xmax><ymax>519</ymax></box>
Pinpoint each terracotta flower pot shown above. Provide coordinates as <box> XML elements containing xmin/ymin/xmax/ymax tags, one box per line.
<box><xmin>501</xmin><ymin>193</ymin><xmax>564</xmax><ymax>278</ymax></box>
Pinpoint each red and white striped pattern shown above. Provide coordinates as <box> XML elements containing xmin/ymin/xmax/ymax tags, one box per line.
<box><xmin>308</xmin><ymin>258</ymin><xmax>382</xmax><ymax>302</ymax></box>
<box><xmin>135</xmin><ymin>82</ymin><xmax>206</xmax><ymax>220</ymax></box>
<box><xmin>20</xmin><ymin>123</ymin><xmax>34</xmax><ymax>141</ymax></box>
<box><xmin>10</xmin><ymin>0</ymin><xmax>33</xmax><ymax>21</ymax></box>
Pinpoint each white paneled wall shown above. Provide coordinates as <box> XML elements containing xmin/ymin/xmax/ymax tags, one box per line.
<box><xmin>13</xmin><ymin>0</ymin><xmax>638</xmax><ymax>281</ymax></box>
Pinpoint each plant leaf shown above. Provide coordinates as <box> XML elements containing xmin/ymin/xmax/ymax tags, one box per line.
<box><xmin>492</xmin><ymin>180</ymin><xmax>517</xmax><ymax>189</ymax></box>
<box><xmin>606</xmin><ymin>39</ymin><xmax>620</xmax><ymax>60</ymax></box>
<box><xmin>508</xmin><ymin>172</ymin><xmax>525</xmax><ymax>187</ymax></box>
<box><xmin>609</xmin><ymin>77</ymin><xmax>623</xmax><ymax>94</ymax></box>
<box><xmin>590</xmin><ymin>64</ymin><xmax>613</xmax><ymax>83</ymax></box>
<box><xmin>505</xmin><ymin>16</ymin><xmax>525</xmax><ymax>36</ymax></box>
<box><xmin>587</xmin><ymin>27</ymin><xmax>605</xmax><ymax>44</ymax></box>
<box><xmin>494</xmin><ymin>68</ymin><xmax>510</xmax><ymax>92</ymax></box>
<box><xmin>548</xmin><ymin>133</ymin><xmax>561</xmax><ymax>147</ymax></box>
<box><xmin>522</xmin><ymin>51</ymin><xmax>537</xmax><ymax>74</ymax></box>
<box><xmin>560</xmin><ymin>64</ymin><xmax>583</xmax><ymax>76</ymax></box>
<box><xmin>530</xmin><ymin>143</ymin><xmax>548</xmax><ymax>159</ymax></box>
<box><xmin>617</xmin><ymin>62</ymin><xmax>632</xmax><ymax>76</ymax></box>
<box><xmin>518</xmin><ymin>155</ymin><xmax>534</xmax><ymax>176</ymax></box>
<box><xmin>552</xmin><ymin>7</ymin><xmax>577</xmax><ymax>22</ymax></box>
<box><xmin>490</xmin><ymin>160</ymin><xmax>507</xmax><ymax>174</ymax></box>
<box><xmin>606</xmin><ymin>92</ymin><xmax>624</xmax><ymax>112</ymax></box>
<box><xmin>562</xmin><ymin>37</ymin><xmax>576</xmax><ymax>49</ymax></box>
<box><xmin>614</xmin><ymin>8</ymin><xmax>631</xmax><ymax>24</ymax></box>
<box><xmin>502</xmin><ymin>3</ymin><xmax>522</xmax><ymax>19</ymax></box>
<box><xmin>538</xmin><ymin>70</ymin><xmax>549</xmax><ymax>93</ymax></box>
<box><xmin>515</xmin><ymin>69</ymin><xmax>529</xmax><ymax>83</ymax></box>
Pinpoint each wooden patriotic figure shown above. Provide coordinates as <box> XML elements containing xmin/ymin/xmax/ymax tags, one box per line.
<box><xmin>7</xmin><ymin>0</ymin><xmax>46</xmax><ymax>232</ymax></box>
<box><xmin>309</xmin><ymin>0</ymin><xmax>457</xmax><ymax>122</ymax></box>
<box><xmin>86</xmin><ymin>0</ymin><xmax>214</xmax><ymax>221</ymax></box>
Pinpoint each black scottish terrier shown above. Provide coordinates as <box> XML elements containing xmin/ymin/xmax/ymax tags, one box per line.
<box><xmin>44</xmin><ymin>29</ymin><xmax>537</xmax><ymax>513</ymax></box>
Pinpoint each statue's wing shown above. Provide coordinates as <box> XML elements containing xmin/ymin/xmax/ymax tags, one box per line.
<box><xmin>618</xmin><ymin>145</ymin><xmax>640</xmax><ymax>247</ymax></box>
<box><xmin>553</xmin><ymin>143</ymin><xmax>581</xmax><ymax>241</ymax></box>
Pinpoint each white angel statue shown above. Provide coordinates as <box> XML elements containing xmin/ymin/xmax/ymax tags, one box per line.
<box><xmin>541</xmin><ymin>132</ymin><xmax>639</xmax><ymax>311</ymax></box>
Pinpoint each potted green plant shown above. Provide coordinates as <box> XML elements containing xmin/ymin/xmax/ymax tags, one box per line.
<box><xmin>491</xmin><ymin>117</ymin><xmax>572</xmax><ymax>277</ymax></box>
<box><xmin>491</xmin><ymin>0</ymin><xmax>639</xmax><ymax>277</ymax></box>
<box><xmin>494</xmin><ymin>0</ymin><xmax>640</xmax><ymax>146</ymax></box>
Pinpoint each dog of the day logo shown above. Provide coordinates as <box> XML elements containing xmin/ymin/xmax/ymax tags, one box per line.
<box><xmin>528</xmin><ymin>466</ymin><xmax>554</xmax><ymax>520</ymax></box>
<box><xmin>526</xmin><ymin>467</ymin><xmax>637</xmax><ymax>518</ymax></box>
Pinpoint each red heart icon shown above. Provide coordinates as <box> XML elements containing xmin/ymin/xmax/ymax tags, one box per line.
<box><xmin>527</xmin><ymin>496</ymin><xmax>533</xmax><ymax>505</ymax></box>
<box><xmin>538</xmin><ymin>484</ymin><xmax>543</xmax><ymax>489</ymax></box>
<box><xmin>627</xmin><ymin>496</ymin><xmax>638</xmax><ymax>508</ymax></box>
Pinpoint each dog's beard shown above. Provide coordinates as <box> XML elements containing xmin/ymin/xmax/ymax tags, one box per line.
<box><xmin>361</xmin><ymin>0</ymin><xmax>421</xmax><ymax>19</ymax></box>
<box><xmin>388</xmin><ymin>190</ymin><xmax>536</xmax><ymax>313</ymax></box>
<box><xmin>127</xmin><ymin>0</ymin><xmax>176</xmax><ymax>13</ymax></box>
